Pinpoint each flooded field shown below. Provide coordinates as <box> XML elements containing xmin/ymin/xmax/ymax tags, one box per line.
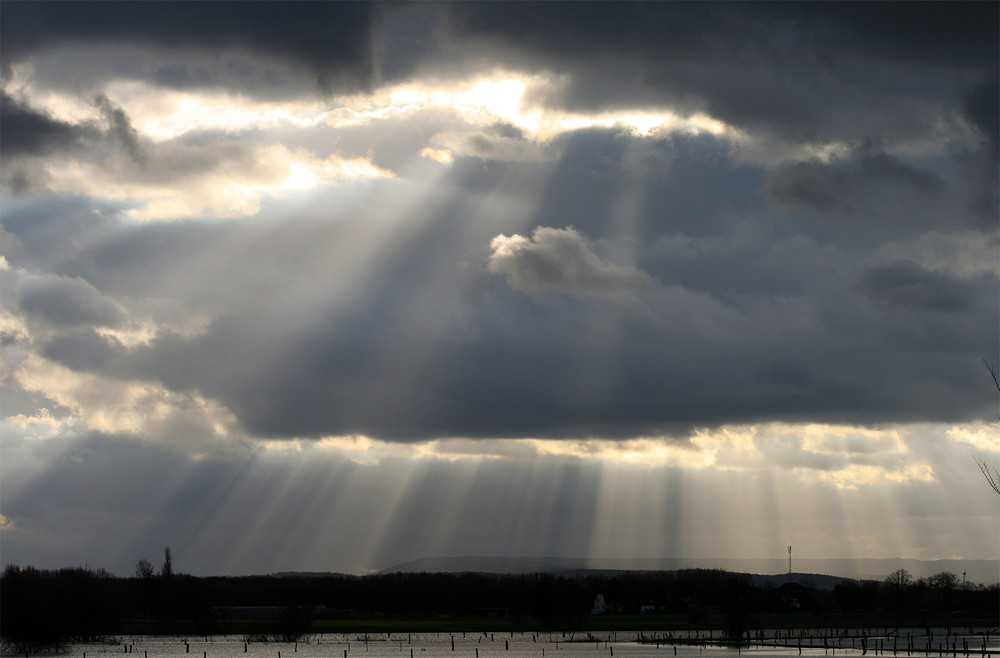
<box><xmin>64</xmin><ymin>630</ymin><xmax>999</xmax><ymax>658</ymax></box>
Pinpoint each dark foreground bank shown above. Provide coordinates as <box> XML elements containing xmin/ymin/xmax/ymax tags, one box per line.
<box><xmin>2</xmin><ymin>564</ymin><xmax>997</xmax><ymax>653</ymax></box>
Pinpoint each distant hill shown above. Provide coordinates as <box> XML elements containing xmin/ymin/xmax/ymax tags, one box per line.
<box><xmin>380</xmin><ymin>556</ymin><xmax>999</xmax><ymax>585</ymax></box>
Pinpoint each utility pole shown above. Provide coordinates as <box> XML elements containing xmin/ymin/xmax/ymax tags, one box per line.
<box><xmin>787</xmin><ymin>546</ymin><xmax>792</xmax><ymax>583</ymax></box>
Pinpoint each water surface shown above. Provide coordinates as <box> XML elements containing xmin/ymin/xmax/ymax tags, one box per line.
<box><xmin>68</xmin><ymin>630</ymin><xmax>999</xmax><ymax>658</ymax></box>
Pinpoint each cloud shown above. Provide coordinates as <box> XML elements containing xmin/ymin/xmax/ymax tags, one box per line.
<box><xmin>858</xmin><ymin>260</ymin><xmax>983</xmax><ymax>313</ymax></box>
<box><xmin>2</xmin><ymin>420</ymin><xmax>995</xmax><ymax>575</ymax></box>
<box><xmin>765</xmin><ymin>146</ymin><xmax>944</xmax><ymax>219</ymax></box>
<box><xmin>0</xmin><ymin>91</ymin><xmax>100</xmax><ymax>192</ymax></box>
<box><xmin>439</xmin><ymin>2</ymin><xmax>997</xmax><ymax>147</ymax></box>
<box><xmin>0</xmin><ymin>90</ymin><xmax>93</xmax><ymax>157</ymax></box>
<box><xmin>430</xmin><ymin>130</ymin><xmax>552</xmax><ymax>163</ymax></box>
<box><xmin>16</xmin><ymin>273</ymin><xmax>126</xmax><ymax>328</ymax></box>
<box><xmin>2</xmin><ymin>95</ymin><xmax>396</xmax><ymax>220</ymax></box>
<box><xmin>1</xmin><ymin>2</ymin><xmax>379</xmax><ymax>96</ymax></box>
<box><xmin>488</xmin><ymin>226</ymin><xmax>656</xmax><ymax>296</ymax></box>
<box><xmin>8</xmin><ymin>351</ymin><xmax>240</xmax><ymax>456</ymax></box>
<box><xmin>41</xmin><ymin>328</ymin><xmax>123</xmax><ymax>372</ymax></box>
<box><xmin>962</xmin><ymin>75</ymin><xmax>999</xmax><ymax>160</ymax></box>
<box><xmin>94</xmin><ymin>94</ymin><xmax>145</xmax><ymax>162</ymax></box>
<box><xmin>2</xmin><ymin>118</ymin><xmax>994</xmax><ymax>444</ymax></box>
<box><xmin>873</xmin><ymin>231</ymin><xmax>1000</xmax><ymax>279</ymax></box>
<box><xmin>1</xmin><ymin>1</ymin><xmax>998</xmax><ymax>579</ymax></box>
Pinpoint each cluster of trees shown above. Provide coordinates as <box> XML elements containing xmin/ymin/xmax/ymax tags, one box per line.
<box><xmin>1</xmin><ymin>564</ymin><xmax>123</xmax><ymax>653</ymax></box>
<box><xmin>2</xmin><ymin>559</ymin><xmax>997</xmax><ymax>652</ymax></box>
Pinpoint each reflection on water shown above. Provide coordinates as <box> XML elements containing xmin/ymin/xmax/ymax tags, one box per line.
<box><xmin>66</xmin><ymin>630</ymin><xmax>999</xmax><ymax>658</ymax></box>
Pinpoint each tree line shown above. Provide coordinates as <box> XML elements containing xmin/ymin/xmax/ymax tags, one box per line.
<box><xmin>2</xmin><ymin>557</ymin><xmax>996</xmax><ymax>653</ymax></box>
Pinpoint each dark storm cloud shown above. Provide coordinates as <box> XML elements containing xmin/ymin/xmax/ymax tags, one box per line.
<box><xmin>113</xmin><ymin>267</ymin><xmax>995</xmax><ymax>442</ymax></box>
<box><xmin>4</xmin><ymin>123</ymin><xmax>995</xmax><ymax>443</ymax></box>
<box><xmin>16</xmin><ymin>273</ymin><xmax>126</xmax><ymax>328</ymax></box>
<box><xmin>0</xmin><ymin>90</ymin><xmax>94</xmax><ymax>156</ymax></box>
<box><xmin>859</xmin><ymin>260</ymin><xmax>983</xmax><ymax>313</ymax></box>
<box><xmin>0</xmin><ymin>93</ymin><xmax>147</xmax><ymax>192</ymax></box>
<box><xmin>3</xmin><ymin>433</ymin><xmax>198</xmax><ymax>519</ymax></box>
<box><xmin>41</xmin><ymin>329</ymin><xmax>123</xmax><ymax>372</ymax></box>
<box><xmin>94</xmin><ymin>94</ymin><xmax>145</xmax><ymax>163</ymax></box>
<box><xmin>1</xmin><ymin>1</ymin><xmax>378</xmax><ymax>93</ymax></box>
<box><xmin>447</xmin><ymin>2</ymin><xmax>997</xmax><ymax>70</ymax></box>
<box><xmin>962</xmin><ymin>75</ymin><xmax>1000</xmax><ymax>160</ymax></box>
<box><xmin>439</xmin><ymin>2</ymin><xmax>996</xmax><ymax>142</ymax></box>
<box><xmin>1</xmin><ymin>3</ymin><xmax>996</xmax><ymax>445</ymax></box>
<box><xmin>765</xmin><ymin>146</ymin><xmax>944</xmax><ymax>220</ymax></box>
<box><xmin>0</xmin><ymin>196</ymin><xmax>125</xmax><ymax>275</ymax></box>
<box><xmin>526</xmin><ymin>130</ymin><xmax>764</xmax><ymax>241</ymax></box>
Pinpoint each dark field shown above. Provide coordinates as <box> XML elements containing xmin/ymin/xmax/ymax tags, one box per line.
<box><xmin>3</xmin><ymin>565</ymin><xmax>997</xmax><ymax>653</ymax></box>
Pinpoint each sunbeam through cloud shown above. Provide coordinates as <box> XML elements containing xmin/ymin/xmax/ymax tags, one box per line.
<box><xmin>1</xmin><ymin>1</ymin><xmax>997</xmax><ymax>578</ymax></box>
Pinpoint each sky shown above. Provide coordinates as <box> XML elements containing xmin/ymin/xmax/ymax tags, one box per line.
<box><xmin>1</xmin><ymin>1</ymin><xmax>998</xmax><ymax>578</ymax></box>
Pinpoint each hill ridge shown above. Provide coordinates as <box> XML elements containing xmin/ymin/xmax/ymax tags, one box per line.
<box><xmin>379</xmin><ymin>556</ymin><xmax>1000</xmax><ymax>585</ymax></box>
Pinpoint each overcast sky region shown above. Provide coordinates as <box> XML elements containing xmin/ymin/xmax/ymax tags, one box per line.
<box><xmin>1</xmin><ymin>2</ymin><xmax>998</xmax><ymax>578</ymax></box>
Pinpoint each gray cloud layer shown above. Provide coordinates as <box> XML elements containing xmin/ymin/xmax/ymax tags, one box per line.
<box><xmin>17</xmin><ymin>273</ymin><xmax>126</xmax><ymax>328</ymax></box>
<box><xmin>1</xmin><ymin>2</ymin><xmax>997</xmax><ymax>444</ymax></box>
<box><xmin>441</xmin><ymin>2</ymin><xmax>998</xmax><ymax>145</ymax></box>
<box><xmin>2</xmin><ymin>1</ymin><xmax>998</xmax><ymax>577</ymax></box>
<box><xmin>1</xmin><ymin>1</ymin><xmax>377</xmax><ymax>94</ymax></box>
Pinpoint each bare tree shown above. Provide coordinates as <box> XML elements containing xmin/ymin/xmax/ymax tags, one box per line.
<box><xmin>976</xmin><ymin>360</ymin><xmax>1000</xmax><ymax>495</ymax></box>
<box><xmin>134</xmin><ymin>558</ymin><xmax>155</xmax><ymax>579</ymax></box>
<box><xmin>885</xmin><ymin>568</ymin><xmax>912</xmax><ymax>591</ymax></box>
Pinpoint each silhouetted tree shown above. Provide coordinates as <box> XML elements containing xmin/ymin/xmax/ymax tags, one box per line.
<box><xmin>925</xmin><ymin>571</ymin><xmax>960</xmax><ymax>590</ymax></box>
<box><xmin>885</xmin><ymin>568</ymin><xmax>912</xmax><ymax>590</ymax></box>
<box><xmin>1</xmin><ymin>564</ymin><xmax>124</xmax><ymax>651</ymax></box>
<box><xmin>976</xmin><ymin>360</ymin><xmax>1000</xmax><ymax>495</ymax></box>
<box><xmin>0</xmin><ymin>564</ymin><xmax>68</xmax><ymax>654</ymax></box>
<box><xmin>135</xmin><ymin>558</ymin><xmax>155</xmax><ymax>579</ymax></box>
<box><xmin>833</xmin><ymin>581</ymin><xmax>866</xmax><ymax>612</ymax></box>
<box><xmin>884</xmin><ymin>569</ymin><xmax>913</xmax><ymax>612</ymax></box>
<box><xmin>160</xmin><ymin>547</ymin><xmax>173</xmax><ymax>578</ymax></box>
